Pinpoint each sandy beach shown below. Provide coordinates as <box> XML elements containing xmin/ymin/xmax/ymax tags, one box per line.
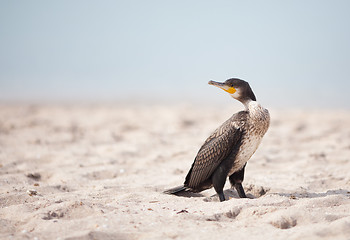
<box><xmin>1</xmin><ymin>103</ymin><xmax>350</xmax><ymax>240</ymax></box>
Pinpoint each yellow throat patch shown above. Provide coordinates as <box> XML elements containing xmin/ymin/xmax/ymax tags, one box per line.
<box><xmin>222</xmin><ymin>87</ymin><xmax>236</xmax><ymax>94</ymax></box>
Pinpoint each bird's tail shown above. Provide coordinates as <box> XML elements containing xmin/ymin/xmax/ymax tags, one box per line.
<box><xmin>163</xmin><ymin>185</ymin><xmax>188</xmax><ymax>194</ymax></box>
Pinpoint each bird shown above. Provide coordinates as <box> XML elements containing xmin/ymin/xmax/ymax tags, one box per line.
<box><xmin>164</xmin><ymin>78</ymin><xmax>270</xmax><ymax>202</ymax></box>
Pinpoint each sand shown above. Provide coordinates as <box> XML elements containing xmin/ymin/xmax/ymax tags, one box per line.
<box><xmin>1</xmin><ymin>103</ymin><xmax>350</xmax><ymax>240</ymax></box>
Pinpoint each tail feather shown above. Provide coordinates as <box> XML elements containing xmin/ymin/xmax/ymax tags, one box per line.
<box><xmin>163</xmin><ymin>185</ymin><xmax>187</xmax><ymax>194</ymax></box>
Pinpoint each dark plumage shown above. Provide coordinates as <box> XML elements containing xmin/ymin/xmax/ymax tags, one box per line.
<box><xmin>164</xmin><ymin>78</ymin><xmax>270</xmax><ymax>201</ymax></box>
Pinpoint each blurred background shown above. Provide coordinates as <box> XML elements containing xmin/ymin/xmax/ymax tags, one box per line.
<box><xmin>1</xmin><ymin>0</ymin><xmax>350</xmax><ymax>109</ymax></box>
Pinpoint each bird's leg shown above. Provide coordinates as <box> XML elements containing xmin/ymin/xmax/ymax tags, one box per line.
<box><xmin>218</xmin><ymin>191</ymin><xmax>225</xmax><ymax>202</ymax></box>
<box><xmin>234</xmin><ymin>183</ymin><xmax>246</xmax><ymax>198</ymax></box>
<box><xmin>229</xmin><ymin>164</ymin><xmax>247</xmax><ymax>198</ymax></box>
<box><xmin>212</xmin><ymin>166</ymin><xmax>228</xmax><ymax>202</ymax></box>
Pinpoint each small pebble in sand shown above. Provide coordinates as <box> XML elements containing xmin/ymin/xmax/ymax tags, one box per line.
<box><xmin>27</xmin><ymin>189</ymin><xmax>38</xmax><ymax>196</ymax></box>
<box><xmin>26</xmin><ymin>173</ymin><xmax>41</xmax><ymax>180</ymax></box>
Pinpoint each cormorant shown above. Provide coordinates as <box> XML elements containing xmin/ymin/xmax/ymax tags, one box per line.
<box><xmin>164</xmin><ymin>78</ymin><xmax>270</xmax><ymax>202</ymax></box>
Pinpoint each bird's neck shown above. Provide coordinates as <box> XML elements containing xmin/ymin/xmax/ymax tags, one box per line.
<box><xmin>244</xmin><ymin>100</ymin><xmax>270</xmax><ymax>131</ymax></box>
<box><xmin>243</xmin><ymin>99</ymin><xmax>254</xmax><ymax>110</ymax></box>
<box><xmin>244</xmin><ymin>100</ymin><xmax>264</xmax><ymax>113</ymax></box>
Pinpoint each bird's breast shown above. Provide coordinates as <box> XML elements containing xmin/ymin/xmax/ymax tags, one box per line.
<box><xmin>228</xmin><ymin>132</ymin><xmax>262</xmax><ymax>175</ymax></box>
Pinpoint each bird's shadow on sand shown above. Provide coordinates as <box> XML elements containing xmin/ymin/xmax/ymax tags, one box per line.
<box><xmin>170</xmin><ymin>188</ymin><xmax>262</xmax><ymax>202</ymax></box>
<box><xmin>204</xmin><ymin>189</ymin><xmax>259</xmax><ymax>202</ymax></box>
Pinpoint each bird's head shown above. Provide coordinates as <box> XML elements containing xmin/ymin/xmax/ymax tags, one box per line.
<box><xmin>208</xmin><ymin>78</ymin><xmax>256</xmax><ymax>104</ymax></box>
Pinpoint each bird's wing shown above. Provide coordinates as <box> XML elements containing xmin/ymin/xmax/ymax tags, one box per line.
<box><xmin>184</xmin><ymin>112</ymin><xmax>247</xmax><ymax>188</ymax></box>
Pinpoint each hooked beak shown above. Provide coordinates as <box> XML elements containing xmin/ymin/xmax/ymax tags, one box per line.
<box><xmin>208</xmin><ymin>80</ymin><xmax>236</xmax><ymax>94</ymax></box>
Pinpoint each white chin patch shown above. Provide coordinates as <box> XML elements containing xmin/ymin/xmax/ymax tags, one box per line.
<box><xmin>230</xmin><ymin>89</ymin><xmax>241</xmax><ymax>99</ymax></box>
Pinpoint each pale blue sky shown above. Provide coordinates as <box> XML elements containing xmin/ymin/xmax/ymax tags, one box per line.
<box><xmin>1</xmin><ymin>1</ymin><xmax>350</xmax><ymax>108</ymax></box>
